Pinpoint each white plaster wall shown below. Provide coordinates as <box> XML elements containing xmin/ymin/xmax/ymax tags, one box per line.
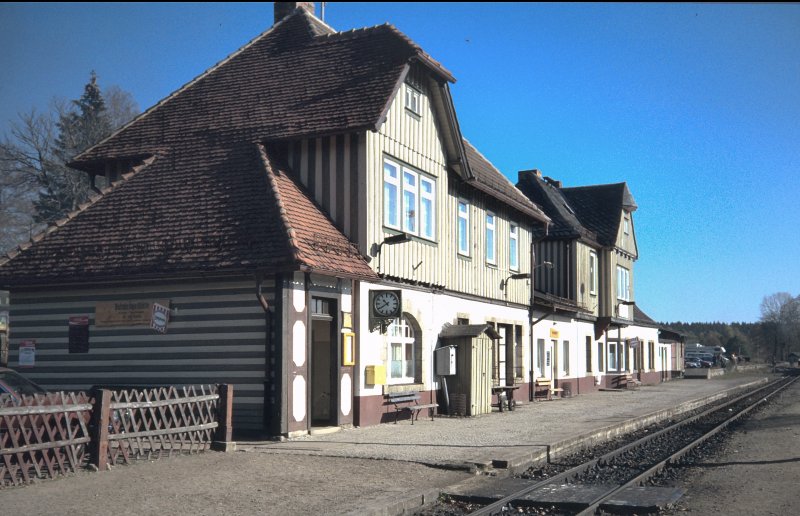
<box><xmin>356</xmin><ymin>282</ymin><xmax>530</xmax><ymax>396</ymax></box>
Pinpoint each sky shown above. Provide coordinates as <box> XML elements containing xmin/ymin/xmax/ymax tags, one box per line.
<box><xmin>1</xmin><ymin>2</ymin><xmax>798</xmax><ymax>323</ymax></box>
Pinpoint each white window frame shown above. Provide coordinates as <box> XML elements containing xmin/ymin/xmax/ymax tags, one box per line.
<box><xmin>383</xmin><ymin>159</ymin><xmax>401</xmax><ymax>230</ymax></box>
<box><xmin>509</xmin><ymin>223</ymin><xmax>519</xmax><ymax>271</ymax></box>
<box><xmin>616</xmin><ymin>265</ymin><xmax>630</xmax><ymax>301</ymax></box>
<box><xmin>404</xmin><ymin>84</ymin><xmax>422</xmax><ymax>116</ymax></box>
<box><xmin>485</xmin><ymin>212</ymin><xmax>496</xmax><ymax>265</ymax></box>
<box><xmin>387</xmin><ymin>317</ymin><xmax>415</xmax><ymax>384</ymax></box>
<box><xmin>383</xmin><ymin>157</ymin><xmax>436</xmax><ymax>241</ymax></box>
<box><xmin>419</xmin><ymin>176</ymin><xmax>435</xmax><ymax>240</ymax></box>
<box><xmin>589</xmin><ymin>251</ymin><xmax>598</xmax><ymax>296</ymax></box>
<box><xmin>457</xmin><ymin>199</ymin><xmax>470</xmax><ymax>256</ymax></box>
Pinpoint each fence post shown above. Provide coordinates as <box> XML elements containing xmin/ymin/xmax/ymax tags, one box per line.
<box><xmin>89</xmin><ymin>388</ymin><xmax>111</xmax><ymax>471</ymax></box>
<box><xmin>212</xmin><ymin>384</ymin><xmax>235</xmax><ymax>452</ymax></box>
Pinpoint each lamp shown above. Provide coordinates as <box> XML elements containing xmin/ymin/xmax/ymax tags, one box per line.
<box><xmin>371</xmin><ymin>233</ymin><xmax>412</xmax><ymax>272</ymax></box>
<box><xmin>501</xmin><ymin>272</ymin><xmax>531</xmax><ymax>290</ymax></box>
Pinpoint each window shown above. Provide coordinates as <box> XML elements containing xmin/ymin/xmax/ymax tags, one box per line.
<box><xmin>383</xmin><ymin>160</ymin><xmax>400</xmax><ymax>229</ymax></box>
<box><xmin>537</xmin><ymin>339</ymin><xmax>545</xmax><ymax>376</ymax></box>
<box><xmin>485</xmin><ymin>212</ymin><xmax>496</xmax><ymax>265</ymax></box>
<box><xmin>649</xmin><ymin>341</ymin><xmax>655</xmax><ymax>370</ymax></box>
<box><xmin>608</xmin><ymin>342</ymin><xmax>618</xmax><ymax>371</ymax></box>
<box><xmin>509</xmin><ymin>224</ymin><xmax>519</xmax><ymax>271</ymax></box>
<box><xmin>589</xmin><ymin>251</ymin><xmax>598</xmax><ymax>296</ymax></box>
<box><xmin>616</xmin><ymin>265</ymin><xmax>630</xmax><ymax>301</ymax></box>
<box><xmin>586</xmin><ymin>336</ymin><xmax>593</xmax><ymax>373</ymax></box>
<box><xmin>622</xmin><ymin>217</ymin><xmax>630</xmax><ymax>246</ymax></box>
<box><xmin>420</xmin><ymin>176</ymin><xmax>435</xmax><ymax>240</ymax></box>
<box><xmin>457</xmin><ymin>200</ymin><xmax>470</xmax><ymax>256</ymax></box>
<box><xmin>597</xmin><ymin>341</ymin><xmax>604</xmax><ymax>372</ymax></box>
<box><xmin>383</xmin><ymin>157</ymin><xmax>436</xmax><ymax>240</ymax></box>
<box><xmin>562</xmin><ymin>340</ymin><xmax>570</xmax><ymax>374</ymax></box>
<box><xmin>405</xmin><ymin>84</ymin><xmax>421</xmax><ymax>115</ymax></box>
<box><xmin>387</xmin><ymin>317</ymin><xmax>415</xmax><ymax>383</ymax></box>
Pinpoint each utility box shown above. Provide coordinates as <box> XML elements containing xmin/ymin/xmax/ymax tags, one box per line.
<box><xmin>435</xmin><ymin>346</ymin><xmax>457</xmax><ymax>376</ymax></box>
<box><xmin>365</xmin><ymin>365</ymin><xmax>386</xmax><ymax>385</ymax></box>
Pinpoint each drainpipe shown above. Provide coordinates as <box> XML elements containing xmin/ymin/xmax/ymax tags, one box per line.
<box><xmin>256</xmin><ymin>273</ymin><xmax>274</xmax><ymax>434</ymax></box>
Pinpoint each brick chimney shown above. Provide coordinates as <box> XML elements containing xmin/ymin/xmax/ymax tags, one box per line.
<box><xmin>518</xmin><ymin>169</ymin><xmax>543</xmax><ymax>183</ymax></box>
<box><xmin>274</xmin><ymin>2</ymin><xmax>315</xmax><ymax>24</ymax></box>
<box><xmin>544</xmin><ymin>176</ymin><xmax>563</xmax><ymax>188</ymax></box>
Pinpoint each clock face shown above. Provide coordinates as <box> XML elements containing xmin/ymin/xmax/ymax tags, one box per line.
<box><xmin>372</xmin><ymin>291</ymin><xmax>400</xmax><ymax>317</ymax></box>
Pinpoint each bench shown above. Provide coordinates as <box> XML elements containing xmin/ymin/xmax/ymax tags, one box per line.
<box><xmin>534</xmin><ymin>378</ymin><xmax>552</xmax><ymax>401</ymax></box>
<box><xmin>386</xmin><ymin>391</ymin><xmax>438</xmax><ymax>424</ymax></box>
<box><xmin>617</xmin><ymin>373</ymin><xmax>641</xmax><ymax>390</ymax></box>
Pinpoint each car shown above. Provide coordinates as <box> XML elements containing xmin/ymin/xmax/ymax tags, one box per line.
<box><xmin>0</xmin><ymin>367</ymin><xmax>46</xmax><ymax>405</ymax></box>
<box><xmin>684</xmin><ymin>359</ymin><xmax>700</xmax><ymax>368</ymax></box>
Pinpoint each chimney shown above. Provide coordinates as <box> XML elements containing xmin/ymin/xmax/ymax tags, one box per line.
<box><xmin>544</xmin><ymin>176</ymin><xmax>563</xmax><ymax>188</ymax></box>
<box><xmin>274</xmin><ymin>2</ymin><xmax>315</xmax><ymax>24</ymax></box>
<box><xmin>518</xmin><ymin>169</ymin><xmax>543</xmax><ymax>183</ymax></box>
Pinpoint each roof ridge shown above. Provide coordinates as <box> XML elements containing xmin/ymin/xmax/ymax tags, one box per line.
<box><xmin>0</xmin><ymin>155</ymin><xmax>157</xmax><ymax>267</ymax></box>
<box><xmin>561</xmin><ymin>181</ymin><xmax>626</xmax><ymax>191</ymax></box>
<box><xmin>257</xmin><ymin>144</ymin><xmax>302</xmax><ymax>267</ymax></box>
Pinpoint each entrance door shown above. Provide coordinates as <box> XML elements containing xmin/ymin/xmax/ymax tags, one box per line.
<box><xmin>310</xmin><ymin>298</ymin><xmax>337</xmax><ymax>427</ymax></box>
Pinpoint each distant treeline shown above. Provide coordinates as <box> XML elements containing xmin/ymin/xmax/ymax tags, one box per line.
<box><xmin>661</xmin><ymin>321</ymin><xmax>792</xmax><ymax>362</ymax></box>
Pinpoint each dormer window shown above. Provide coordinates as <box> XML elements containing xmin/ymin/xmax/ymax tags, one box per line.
<box><xmin>405</xmin><ymin>84</ymin><xmax>421</xmax><ymax>116</ymax></box>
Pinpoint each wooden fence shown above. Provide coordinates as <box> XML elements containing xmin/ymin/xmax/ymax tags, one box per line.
<box><xmin>0</xmin><ymin>384</ymin><xmax>232</xmax><ymax>486</ymax></box>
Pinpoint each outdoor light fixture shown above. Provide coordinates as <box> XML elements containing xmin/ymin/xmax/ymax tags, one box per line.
<box><xmin>501</xmin><ymin>272</ymin><xmax>531</xmax><ymax>290</ymax></box>
<box><xmin>372</xmin><ymin>233</ymin><xmax>412</xmax><ymax>272</ymax></box>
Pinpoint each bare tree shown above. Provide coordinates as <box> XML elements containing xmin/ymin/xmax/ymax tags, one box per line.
<box><xmin>759</xmin><ymin>292</ymin><xmax>800</xmax><ymax>360</ymax></box>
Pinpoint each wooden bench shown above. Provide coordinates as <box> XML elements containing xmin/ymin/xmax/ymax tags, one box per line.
<box><xmin>386</xmin><ymin>391</ymin><xmax>438</xmax><ymax>424</ymax></box>
<box><xmin>534</xmin><ymin>378</ymin><xmax>552</xmax><ymax>401</ymax></box>
<box><xmin>617</xmin><ymin>373</ymin><xmax>641</xmax><ymax>390</ymax></box>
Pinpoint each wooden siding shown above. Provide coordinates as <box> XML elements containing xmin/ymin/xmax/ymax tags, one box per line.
<box><xmin>7</xmin><ymin>278</ymin><xmax>269</xmax><ymax>430</ymax></box>
<box><xmin>615</xmin><ymin>211</ymin><xmax>638</xmax><ymax>258</ymax></box>
<box><xmin>575</xmin><ymin>242</ymin><xmax>599</xmax><ymax>315</ymax></box>
<box><xmin>534</xmin><ymin>240</ymin><xmax>570</xmax><ymax>299</ymax></box>
<box><xmin>367</xmin><ymin>68</ymin><xmax>533</xmax><ymax>305</ymax></box>
<box><xmin>284</xmin><ymin>132</ymin><xmax>366</xmax><ymax>253</ymax></box>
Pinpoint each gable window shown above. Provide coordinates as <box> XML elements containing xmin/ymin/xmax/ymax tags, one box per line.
<box><xmin>616</xmin><ymin>265</ymin><xmax>630</xmax><ymax>301</ymax></box>
<box><xmin>589</xmin><ymin>251</ymin><xmax>598</xmax><ymax>296</ymax></box>
<box><xmin>485</xmin><ymin>212</ymin><xmax>496</xmax><ymax>265</ymax></box>
<box><xmin>623</xmin><ymin>216</ymin><xmax>630</xmax><ymax>246</ymax></box>
<box><xmin>509</xmin><ymin>224</ymin><xmax>519</xmax><ymax>271</ymax></box>
<box><xmin>405</xmin><ymin>84</ymin><xmax>421</xmax><ymax>116</ymax></box>
<box><xmin>383</xmin><ymin>157</ymin><xmax>436</xmax><ymax>241</ymax></box>
<box><xmin>457</xmin><ymin>200</ymin><xmax>470</xmax><ymax>256</ymax></box>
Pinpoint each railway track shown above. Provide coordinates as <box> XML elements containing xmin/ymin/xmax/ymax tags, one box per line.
<box><xmin>444</xmin><ymin>376</ymin><xmax>798</xmax><ymax>516</ymax></box>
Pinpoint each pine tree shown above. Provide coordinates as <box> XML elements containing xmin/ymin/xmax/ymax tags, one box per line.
<box><xmin>33</xmin><ymin>72</ymin><xmax>113</xmax><ymax>224</ymax></box>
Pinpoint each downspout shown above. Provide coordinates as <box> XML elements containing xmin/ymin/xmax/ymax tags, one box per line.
<box><xmin>528</xmin><ymin>222</ymin><xmax>549</xmax><ymax>402</ymax></box>
<box><xmin>255</xmin><ymin>273</ymin><xmax>273</xmax><ymax>433</ymax></box>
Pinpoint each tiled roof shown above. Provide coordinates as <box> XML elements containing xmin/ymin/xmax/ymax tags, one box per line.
<box><xmin>633</xmin><ymin>305</ymin><xmax>659</xmax><ymax>328</ymax></box>
<box><xmin>462</xmin><ymin>140</ymin><xmax>549</xmax><ymax>224</ymax></box>
<box><xmin>561</xmin><ymin>183</ymin><xmax>636</xmax><ymax>247</ymax></box>
<box><xmin>439</xmin><ymin>323</ymin><xmax>501</xmax><ymax>340</ymax></box>
<box><xmin>0</xmin><ymin>10</ymin><xmax>442</xmax><ymax>286</ymax></box>
<box><xmin>259</xmin><ymin>145</ymin><xmax>377</xmax><ymax>280</ymax></box>
<box><xmin>72</xmin><ymin>10</ymin><xmax>439</xmax><ymax>169</ymax></box>
<box><xmin>516</xmin><ymin>172</ymin><xmax>598</xmax><ymax>242</ymax></box>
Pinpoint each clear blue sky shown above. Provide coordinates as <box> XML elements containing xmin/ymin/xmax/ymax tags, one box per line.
<box><xmin>2</xmin><ymin>3</ymin><xmax>798</xmax><ymax>323</ymax></box>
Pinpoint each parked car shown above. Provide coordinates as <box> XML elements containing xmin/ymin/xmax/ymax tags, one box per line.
<box><xmin>684</xmin><ymin>359</ymin><xmax>700</xmax><ymax>368</ymax></box>
<box><xmin>0</xmin><ymin>367</ymin><xmax>46</xmax><ymax>405</ymax></box>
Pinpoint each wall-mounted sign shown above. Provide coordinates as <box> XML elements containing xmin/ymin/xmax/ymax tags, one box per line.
<box><xmin>68</xmin><ymin>316</ymin><xmax>90</xmax><ymax>353</ymax></box>
<box><xmin>342</xmin><ymin>312</ymin><xmax>353</xmax><ymax>331</ymax></box>
<box><xmin>150</xmin><ymin>303</ymin><xmax>170</xmax><ymax>334</ymax></box>
<box><xmin>549</xmin><ymin>328</ymin><xmax>560</xmax><ymax>339</ymax></box>
<box><xmin>0</xmin><ymin>311</ymin><xmax>8</xmax><ymax>332</ymax></box>
<box><xmin>628</xmin><ymin>337</ymin><xmax>640</xmax><ymax>348</ymax></box>
<box><xmin>95</xmin><ymin>300</ymin><xmax>169</xmax><ymax>327</ymax></box>
<box><xmin>19</xmin><ymin>340</ymin><xmax>35</xmax><ymax>368</ymax></box>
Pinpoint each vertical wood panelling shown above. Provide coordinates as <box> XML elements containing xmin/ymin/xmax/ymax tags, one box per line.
<box><xmin>8</xmin><ymin>278</ymin><xmax>269</xmax><ymax>430</ymax></box>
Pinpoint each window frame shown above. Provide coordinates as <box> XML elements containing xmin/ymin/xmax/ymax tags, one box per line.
<box><xmin>404</xmin><ymin>84</ymin><xmax>422</xmax><ymax>116</ymax></box>
<box><xmin>509</xmin><ymin>223</ymin><xmax>519</xmax><ymax>271</ymax></box>
<box><xmin>386</xmin><ymin>317</ymin><xmax>416</xmax><ymax>384</ymax></box>
<box><xmin>485</xmin><ymin>212</ymin><xmax>496</xmax><ymax>265</ymax></box>
<box><xmin>589</xmin><ymin>251</ymin><xmax>598</xmax><ymax>296</ymax></box>
<box><xmin>383</xmin><ymin>157</ymin><xmax>436</xmax><ymax>241</ymax></box>
<box><xmin>616</xmin><ymin>265</ymin><xmax>630</xmax><ymax>301</ymax></box>
<box><xmin>457</xmin><ymin>199</ymin><xmax>470</xmax><ymax>257</ymax></box>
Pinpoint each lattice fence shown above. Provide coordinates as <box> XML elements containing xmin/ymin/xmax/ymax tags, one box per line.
<box><xmin>101</xmin><ymin>385</ymin><xmax>223</xmax><ymax>466</ymax></box>
<box><xmin>0</xmin><ymin>392</ymin><xmax>92</xmax><ymax>487</ymax></box>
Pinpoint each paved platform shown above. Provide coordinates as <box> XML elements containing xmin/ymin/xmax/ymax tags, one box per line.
<box><xmin>239</xmin><ymin>372</ymin><xmax>770</xmax><ymax>474</ymax></box>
